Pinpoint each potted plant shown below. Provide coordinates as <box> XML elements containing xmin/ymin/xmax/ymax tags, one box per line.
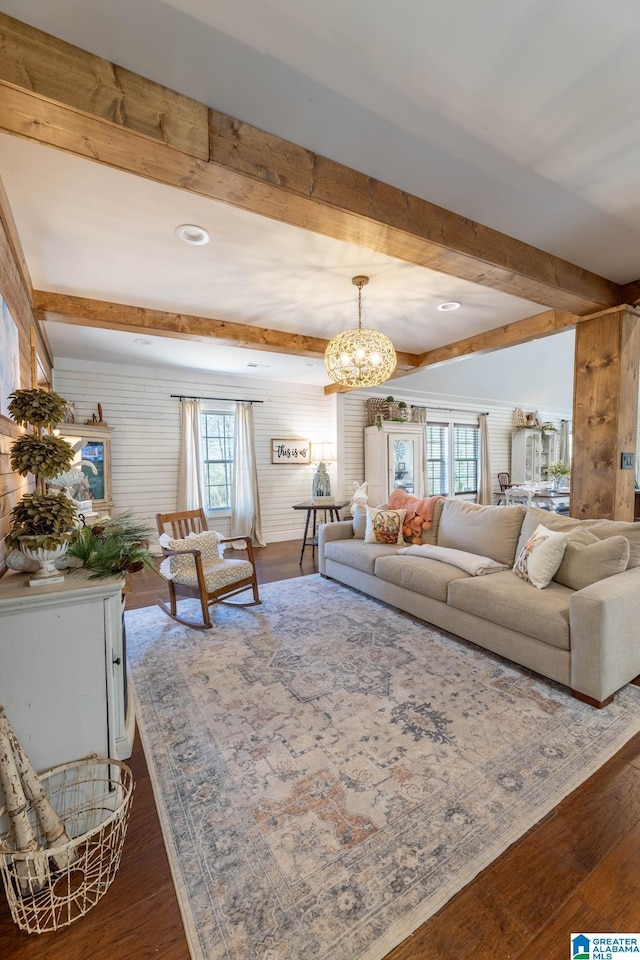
<box><xmin>68</xmin><ymin>513</ymin><xmax>156</xmax><ymax>579</ymax></box>
<box><xmin>6</xmin><ymin>389</ymin><xmax>77</xmax><ymax>577</ymax></box>
<box><xmin>546</xmin><ymin>460</ymin><xmax>571</xmax><ymax>489</ymax></box>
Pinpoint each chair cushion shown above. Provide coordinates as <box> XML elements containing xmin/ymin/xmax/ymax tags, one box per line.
<box><xmin>174</xmin><ymin>558</ymin><xmax>255</xmax><ymax>592</ymax></box>
<box><xmin>447</xmin><ymin>571</ymin><xmax>572</xmax><ymax>650</ymax></box>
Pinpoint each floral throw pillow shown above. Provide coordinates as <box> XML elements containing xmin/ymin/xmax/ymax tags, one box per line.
<box><xmin>513</xmin><ymin>523</ymin><xmax>569</xmax><ymax>589</ymax></box>
<box><xmin>364</xmin><ymin>507</ymin><xmax>407</xmax><ymax>545</ymax></box>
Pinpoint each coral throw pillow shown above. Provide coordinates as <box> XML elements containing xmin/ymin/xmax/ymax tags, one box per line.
<box><xmin>514</xmin><ymin>523</ymin><xmax>569</xmax><ymax>589</ymax></box>
<box><xmin>364</xmin><ymin>507</ymin><xmax>407</xmax><ymax>545</ymax></box>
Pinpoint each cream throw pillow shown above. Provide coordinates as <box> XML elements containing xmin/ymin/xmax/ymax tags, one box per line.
<box><xmin>513</xmin><ymin>523</ymin><xmax>569</xmax><ymax>589</ymax></box>
<box><xmin>364</xmin><ymin>507</ymin><xmax>407</xmax><ymax>545</ymax></box>
<box><xmin>554</xmin><ymin>532</ymin><xmax>630</xmax><ymax>591</ymax></box>
<box><xmin>159</xmin><ymin>530</ymin><xmax>224</xmax><ymax>579</ymax></box>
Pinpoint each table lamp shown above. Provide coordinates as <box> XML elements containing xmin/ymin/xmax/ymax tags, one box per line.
<box><xmin>310</xmin><ymin>442</ymin><xmax>336</xmax><ymax>499</ymax></box>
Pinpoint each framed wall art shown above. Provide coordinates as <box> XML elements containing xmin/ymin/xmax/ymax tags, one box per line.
<box><xmin>271</xmin><ymin>438</ymin><xmax>311</xmax><ymax>464</ymax></box>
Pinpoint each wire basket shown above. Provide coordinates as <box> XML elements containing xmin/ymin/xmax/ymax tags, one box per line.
<box><xmin>0</xmin><ymin>757</ymin><xmax>134</xmax><ymax>934</ymax></box>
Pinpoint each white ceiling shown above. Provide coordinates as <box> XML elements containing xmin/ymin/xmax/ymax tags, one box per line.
<box><xmin>1</xmin><ymin>0</ymin><xmax>634</xmax><ymax>404</ymax></box>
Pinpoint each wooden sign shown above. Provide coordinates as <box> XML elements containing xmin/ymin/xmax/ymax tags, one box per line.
<box><xmin>271</xmin><ymin>439</ymin><xmax>310</xmax><ymax>464</ymax></box>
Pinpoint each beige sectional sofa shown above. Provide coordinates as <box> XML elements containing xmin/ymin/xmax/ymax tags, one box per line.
<box><xmin>318</xmin><ymin>498</ymin><xmax>640</xmax><ymax>707</ymax></box>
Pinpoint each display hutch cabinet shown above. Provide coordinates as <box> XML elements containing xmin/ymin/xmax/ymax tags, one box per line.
<box><xmin>511</xmin><ymin>428</ymin><xmax>559</xmax><ymax>483</ymax></box>
<box><xmin>57</xmin><ymin>423</ymin><xmax>114</xmax><ymax>514</ymax></box>
<box><xmin>365</xmin><ymin>422</ymin><xmax>426</xmax><ymax>506</ymax></box>
<box><xmin>0</xmin><ymin>571</ymin><xmax>133</xmax><ymax>773</ymax></box>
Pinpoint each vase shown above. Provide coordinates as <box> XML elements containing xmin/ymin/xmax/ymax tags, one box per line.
<box><xmin>19</xmin><ymin>539</ymin><xmax>69</xmax><ymax>582</ymax></box>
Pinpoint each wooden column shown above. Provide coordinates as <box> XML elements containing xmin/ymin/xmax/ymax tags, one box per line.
<box><xmin>571</xmin><ymin>305</ymin><xmax>640</xmax><ymax>520</ymax></box>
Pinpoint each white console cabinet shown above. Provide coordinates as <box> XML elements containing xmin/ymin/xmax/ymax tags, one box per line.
<box><xmin>0</xmin><ymin>571</ymin><xmax>134</xmax><ymax>774</ymax></box>
<box><xmin>365</xmin><ymin>422</ymin><xmax>426</xmax><ymax>506</ymax></box>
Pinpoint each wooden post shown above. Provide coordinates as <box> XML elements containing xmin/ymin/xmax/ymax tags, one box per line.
<box><xmin>571</xmin><ymin>305</ymin><xmax>640</xmax><ymax>520</ymax></box>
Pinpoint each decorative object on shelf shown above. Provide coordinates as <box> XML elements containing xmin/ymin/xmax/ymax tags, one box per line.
<box><xmin>310</xmin><ymin>442</ymin><xmax>335</xmax><ymax>498</ymax></box>
<box><xmin>365</xmin><ymin>396</ymin><xmax>413</xmax><ymax>425</ymax></box>
<box><xmin>271</xmin><ymin>438</ymin><xmax>310</xmax><ymax>464</ymax></box>
<box><xmin>349</xmin><ymin>481</ymin><xmax>369</xmax><ymax>512</ymax></box>
<box><xmin>513</xmin><ymin>407</ymin><xmax>527</xmax><ymax>426</ymax></box>
<box><xmin>62</xmin><ymin>401</ymin><xmax>75</xmax><ymax>424</ymax></box>
<box><xmin>84</xmin><ymin>403</ymin><xmax>108</xmax><ymax>426</ymax></box>
<box><xmin>324</xmin><ymin>276</ymin><xmax>397</xmax><ymax>388</ymax></box>
<box><xmin>6</xmin><ymin>388</ymin><xmax>77</xmax><ymax>586</ymax></box>
<box><xmin>0</xmin><ymin>706</ymin><xmax>133</xmax><ymax>934</ymax></box>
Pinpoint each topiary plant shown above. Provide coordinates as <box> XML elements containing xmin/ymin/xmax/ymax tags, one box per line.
<box><xmin>7</xmin><ymin>388</ymin><xmax>78</xmax><ymax>550</ymax></box>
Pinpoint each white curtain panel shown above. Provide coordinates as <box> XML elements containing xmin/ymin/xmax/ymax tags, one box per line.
<box><xmin>177</xmin><ymin>399</ymin><xmax>204</xmax><ymax>512</ymax></box>
<box><xmin>478</xmin><ymin>413</ymin><xmax>493</xmax><ymax>505</ymax></box>
<box><xmin>231</xmin><ymin>402</ymin><xmax>266</xmax><ymax>548</ymax></box>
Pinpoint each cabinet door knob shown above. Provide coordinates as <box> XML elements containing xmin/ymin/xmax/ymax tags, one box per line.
<box><xmin>113</xmin><ymin>657</ymin><xmax>121</xmax><ymax>666</ymax></box>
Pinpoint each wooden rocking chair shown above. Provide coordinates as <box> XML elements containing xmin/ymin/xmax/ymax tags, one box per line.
<box><xmin>156</xmin><ymin>508</ymin><xmax>261</xmax><ymax>629</ymax></box>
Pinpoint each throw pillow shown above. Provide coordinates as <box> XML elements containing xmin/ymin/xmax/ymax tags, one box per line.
<box><xmin>364</xmin><ymin>507</ymin><xmax>407</xmax><ymax>545</ymax></box>
<box><xmin>159</xmin><ymin>530</ymin><xmax>224</xmax><ymax>579</ymax></box>
<box><xmin>554</xmin><ymin>534</ymin><xmax>630</xmax><ymax>591</ymax></box>
<box><xmin>352</xmin><ymin>503</ymin><xmax>367</xmax><ymax>539</ymax></box>
<box><xmin>513</xmin><ymin>523</ymin><xmax>569</xmax><ymax>589</ymax></box>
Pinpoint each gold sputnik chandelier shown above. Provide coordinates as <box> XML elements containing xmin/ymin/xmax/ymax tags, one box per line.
<box><xmin>324</xmin><ymin>276</ymin><xmax>397</xmax><ymax>388</ymax></box>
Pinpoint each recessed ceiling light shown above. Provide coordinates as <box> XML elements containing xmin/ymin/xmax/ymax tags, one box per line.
<box><xmin>134</xmin><ymin>339</ymin><xmax>151</xmax><ymax>345</ymax></box>
<box><xmin>437</xmin><ymin>301</ymin><xmax>461</xmax><ymax>312</ymax></box>
<box><xmin>175</xmin><ymin>223</ymin><xmax>210</xmax><ymax>245</ymax></box>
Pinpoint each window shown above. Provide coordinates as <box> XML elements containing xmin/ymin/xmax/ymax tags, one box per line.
<box><xmin>201</xmin><ymin>411</ymin><xmax>235</xmax><ymax>510</ymax></box>
<box><xmin>426</xmin><ymin>421</ymin><xmax>479</xmax><ymax>496</ymax></box>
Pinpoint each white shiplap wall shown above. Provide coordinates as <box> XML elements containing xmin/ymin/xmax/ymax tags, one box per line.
<box><xmin>54</xmin><ymin>360</ymin><xmax>335</xmax><ymax>546</ymax></box>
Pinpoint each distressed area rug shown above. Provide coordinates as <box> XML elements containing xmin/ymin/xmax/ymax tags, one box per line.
<box><xmin>125</xmin><ymin>575</ymin><xmax>640</xmax><ymax>960</ymax></box>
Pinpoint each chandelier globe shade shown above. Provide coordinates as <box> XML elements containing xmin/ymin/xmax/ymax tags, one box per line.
<box><xmin>324</xmin><ymin>276</ymin><xmax>397</xmax><ymax>389</ymax></box>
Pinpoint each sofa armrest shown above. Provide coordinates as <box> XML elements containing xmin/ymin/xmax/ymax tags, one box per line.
<box><xmin>317</xmin><ymin>521</ymin><xmax>355</xmax><ymax>575</ymax></box>
<box><xmin>569</xmin><ymin>565</ymin><xmax>640</xmax><ymax>702</ymax></box>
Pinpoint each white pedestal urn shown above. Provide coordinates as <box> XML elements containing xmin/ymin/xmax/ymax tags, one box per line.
<box><xmin>18</xmin><ymin>538</ymin><xmax>69</xmax><ymax>585</ymax></box>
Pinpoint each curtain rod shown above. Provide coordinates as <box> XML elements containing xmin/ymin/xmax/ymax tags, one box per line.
<box><xmin>171</xmin><ymin>394</ymin><xmax>264</xmax><ymax>403</ymax></box>
<box><xmin>421</xmin><ymin>405</ymin><xmax>489</xmax><ymax>415</ymax></box>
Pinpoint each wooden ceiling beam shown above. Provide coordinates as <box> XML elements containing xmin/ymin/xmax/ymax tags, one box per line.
<box><xmin>32</xmin><ymin>290</ymin><xmax>421</xmax><ymax>369</ymax></box>
<box><xmin>621</xmin><ymin>279</ymin><xmax>640</xmax><ymax>306</ymax></box>
<box><xmin>0</xmin><ymin>13</ymin><xmax>622</xmax><ymax>318</ymax></box>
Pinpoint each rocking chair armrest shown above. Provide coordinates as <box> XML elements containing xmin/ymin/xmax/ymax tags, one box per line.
<box><xmin>220</xmin><ymin>535</ymin><xmax>256</xmax><ymax>564</ymax></box>
<box><xmin>161</xmin><ymin>547</ymin><xmax>203</xmax><ymax>558</ymax></box>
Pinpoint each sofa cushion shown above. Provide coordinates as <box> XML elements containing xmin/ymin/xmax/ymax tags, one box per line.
<box><xmin>375</xmin><ymin>554</ymin><xmax>470</xmax><ymax>602</ymax></box>
<box><xmin>364</xmin><ymin>507</ymin><xmax>407</xmax><ymax>545</ymax></box>
<box><xmin>553</xmin><ymin>533</ymin><xmax>630</xmax><ymax>591</ymax></box>
<box><xmin>324</xmin><ymin>539</ymin><xmax>402</xmax><ymax>575</ymax></box>
<box><xmin>437</xmin><ymin>499</ymin><xmax>526</xmax><ymax>567</ymax></box>
<box><xmin>517</xmin><ymin>506</ymin><xmax>640</xmax><ymax>568</ymax></box>
<box><xmin>398</xmin><ymin>544</ymin><xmax>509</xmax><ymax>576</ymax></box>
<box><xmin>447</xmin><ymin>571</ymin><xmax>572</xmax><ymax>650</ymax></box>
<box><xmin>513</xmin><ymin>523</ymin><xmax>569</xmax><ymax>589</ymax></box>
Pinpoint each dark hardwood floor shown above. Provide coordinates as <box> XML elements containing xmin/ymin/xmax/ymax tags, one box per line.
<box><xmin>2</xmin><ymin>539</ymin><xmax>640</xmax><ymax>959</ymax></box>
